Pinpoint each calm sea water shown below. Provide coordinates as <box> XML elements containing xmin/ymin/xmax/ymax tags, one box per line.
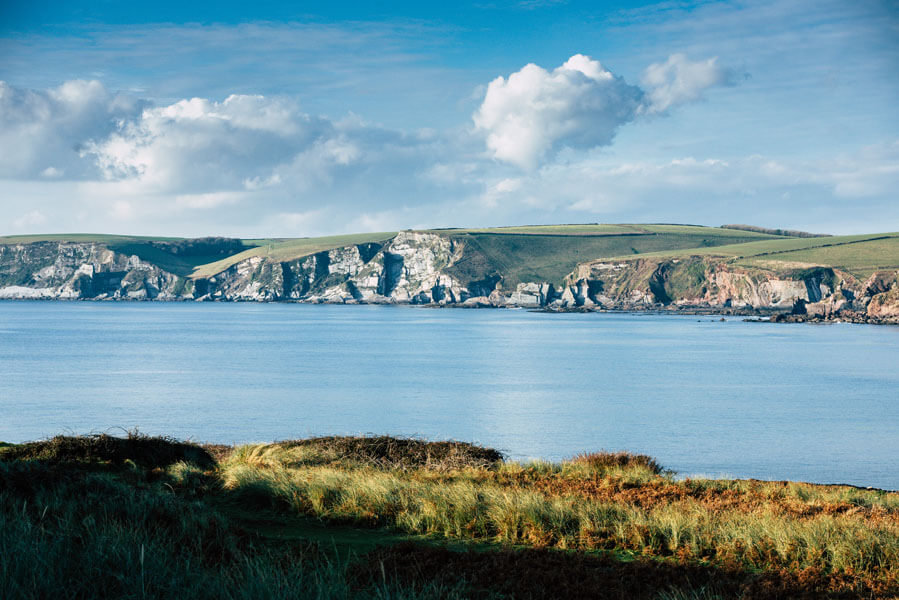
<box><xmin>1</xmin><ymin>301</ymin><xmax>897</xmax><ymax>489</ymax></box>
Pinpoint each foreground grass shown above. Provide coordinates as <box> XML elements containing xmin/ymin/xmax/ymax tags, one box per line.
<box><xmin>2</xmin><ymin>434</ymin><xmax>897</xmax><ymax>599</ymax></box>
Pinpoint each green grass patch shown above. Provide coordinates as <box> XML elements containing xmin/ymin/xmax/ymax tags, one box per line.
<box><xmin>430</xmin><ymin>224</ymin><xmax>648</xmax><ymax>235</ymax></box>
<box><xmin>617</xmin><ymin>232</ymin><xmax>898</xmax><ymax>261</ymax></box>
<box><xmin>738</xmin><ymin>235</ymin><xmax>899</xmax><ymax>278</ymax></box>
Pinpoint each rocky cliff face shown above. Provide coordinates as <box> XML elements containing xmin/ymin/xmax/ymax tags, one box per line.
<box><xmin>0</xmin><ymin>232</ymin><xmax>469</xmax><ymax>305</ymax></box>
<box><xmin>1</xmin><ymin>237</ymin><xmax>897</xmax><ymax>322</ymax></box>
<box><xmin>0</xmin><ymin>242</ymin><xmax>192</xmax><ymax>300</ymax></box>
<box><xmin>563</xmin><ymin>256</ymin><xmax>898</xmax><ymax>322</ymax></box>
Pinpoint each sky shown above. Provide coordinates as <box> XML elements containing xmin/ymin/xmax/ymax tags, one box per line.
<box><xmin>0</xmin><ymin>0</ymin><xmax>897</xmax><ymax>237</ymax></box>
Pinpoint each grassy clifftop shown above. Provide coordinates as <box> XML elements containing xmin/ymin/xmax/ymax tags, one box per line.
<box><xmin>437</xmin><ymin>225</ymin><xmax>783</xmax><ymax>289</ymax></box>
<box><xmin>2</xmin><ymin>433</ymin><xmax>897</xmax><ymax>599</ymax></box>
<box><xmin>612</xmin><ymin>233</ymin><xmax>899</xmax><ymax>279</ymax></box>
<box><xmin>3</xmin><ymin>224</ymin><xmax>896</xmax><ymax>286</ymax></box>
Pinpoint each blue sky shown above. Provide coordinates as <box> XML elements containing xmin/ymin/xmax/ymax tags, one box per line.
<box><xmin>1</xmin><ymin>0</ymin><xmax>897</xmax><ymax>236</ymax></box>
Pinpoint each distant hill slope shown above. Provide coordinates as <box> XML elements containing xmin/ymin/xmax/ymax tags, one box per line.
<box><xmin>433</xmin><ymin>224</ymin><xmax>781</xmax><ymax>289</ymax></box>
<box><xmin>720</xmin><ymin>224</ymin><xmax>830</xmax><ymax>238</ymax></box>
<box><xmin>1</xmin><ymin>225</ymin><xmax>897</xmax><ymax>321</ymax></box>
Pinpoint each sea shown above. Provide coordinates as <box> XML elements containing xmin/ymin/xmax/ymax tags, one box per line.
<box><xmin>1</xmin><ymin>301</ymin><xmax>897</xmax><ymax>489</ymax></box>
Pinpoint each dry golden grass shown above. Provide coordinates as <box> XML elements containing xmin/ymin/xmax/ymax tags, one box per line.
<box><xmin>220</xmin><ymin>438</ymin><xmax>899</xmax><ymax>597</ymax></box>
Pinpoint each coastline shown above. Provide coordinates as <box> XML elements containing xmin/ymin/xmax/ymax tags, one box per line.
<box><xmin>4</xmin><ymin>295</ymin><xmax>897</xmax><ymax>325</ymax></box>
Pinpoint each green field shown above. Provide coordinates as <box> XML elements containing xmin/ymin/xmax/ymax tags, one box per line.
<box><xmin>609</xmin><ymin>232</ymin><xmax>899</xmax><ymax>278</ymax></box>
<box><xmin>430</xmin><ymin>224</ymin><xmax>647</xmax><ymax>235</ymax></box>
<box><xmin>738</xmin><ymin>235</ymin><xmax>899</xmax><ymax>277</ymax></box>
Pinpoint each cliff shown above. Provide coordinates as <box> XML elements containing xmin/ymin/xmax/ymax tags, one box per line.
<box><xmin>565</xmin><ymin>256</ymin><xmax>899</xmax><ymax>322</ymax></box>
<box><xmin>1</xmin><ymin>231</ymin><xmax>897</xmax><ymax>322</ymax></box>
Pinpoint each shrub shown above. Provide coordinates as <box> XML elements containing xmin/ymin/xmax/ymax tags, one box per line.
<box><xmin>278</xmin><ymin>435</ymin><xmax>504</xmax><ymax>471</ymax></box>
<box><xmin>0</xmin><ymin>432</ymin><xmax>216</xmax><ymax>469</ymax></box>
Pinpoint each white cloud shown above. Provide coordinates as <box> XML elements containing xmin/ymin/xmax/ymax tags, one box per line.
<box><xmin>85</xmin><ymin>93</ymin><xmax>338</xmax><ymax>193</ymax></box>
<box><xmin>473</xmin><ymin>54</ymin><xmax>644</xmax><ymax>169</ymax></box>
<box><xmin>0</xmin><ymin>80</ymin><xmax>143</xmax><ymax>179</ymax></box>
<box><xmin>40</xmin><ymin>166</ymin><xmax>63</xmax><ymax>178</ymax></box>
<box><xmin>641</xmin><ymin>54</ymin><xmax>733</xmax><ymax>114</ymax></box>
<box><xmin>472</xmin><ymin>53</ymin><xmax>732</xmax><ymax>169</ymax></box>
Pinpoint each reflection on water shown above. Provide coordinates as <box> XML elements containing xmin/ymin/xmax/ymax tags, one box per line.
<box><xmin>1</xmin><ymin>301</ymin><xmax>897</xmax><ymax>489</ymax></box>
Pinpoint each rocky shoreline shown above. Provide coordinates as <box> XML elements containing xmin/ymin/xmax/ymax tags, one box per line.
<box><xmin>2</xmin><ymin>233</ymin><xmax>898</xmax><ymax>323</ymax></box>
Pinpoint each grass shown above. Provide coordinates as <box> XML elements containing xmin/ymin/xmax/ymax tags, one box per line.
<box><xmin>443</xmin><ymin>229</ymin><xmax>781</xmax><ymax>288</ymax></box>
<box><xmin>594</xmin><ymin>232</ymin><xmax>899</xmax><ymax>279</ymax></box>
<box><xmin>105</xmin><ymin>239</ymin><xmax>257</xmax><ymax>278</ymax></box>
<box><xmin>2</xmin><ymin>433</ymin><xmax>895</xmax><ymax>598</ymax></box>
<box><xmin>739</xmin><ymin>236</ymin><xmax>899</xmax><ymax>278</ymax></box>
<box><xmin>0</xmin><ymin>233</ymin><xmax>182</xmax><ymax>245</ymax></box>
<box><xmin>432</xmin><ymin>224</ymin><xmax>784</xmax><ymax>239</ymax></box>
<box><xmin>615</xmin><ymin>232</ymin><xmax>898</xmax><ymax>260</ymax></box>
<box><xmin>430</xmin><ymin>224</ymin><xmax>650</xmax><ymax>235</ymax></box>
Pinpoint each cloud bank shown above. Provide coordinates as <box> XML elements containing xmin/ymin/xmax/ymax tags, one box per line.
<box><xmin>1</xmin><ymin>50</ymin><xmax>896</xmax><ymax>236</ymax></box>
<box><xmin>0</xmin><ymin>53</ymin><xmax>736</xmax><ymax>190</ymax></box>
<box><xmin>0</xmin><ymin>80</ymin><xmax>144</xmax><ymax>179</ymax></box>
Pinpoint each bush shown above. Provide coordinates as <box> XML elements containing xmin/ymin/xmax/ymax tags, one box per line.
<box><xmin>279</xmin><ymin>435</ymin><xmax>504</xmax><ymax>471</ymax></box>
<box><xmin>0</xmin><ymin>432</ymin><xmax>216</xmax><ymax>469</ymax></box>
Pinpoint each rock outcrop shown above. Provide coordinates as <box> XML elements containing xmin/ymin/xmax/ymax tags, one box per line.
<box><xmin>559</xmin><ymin>255</ymin><xmax>897</xmax><ymax>322</ymax></box>
<box><xmin>0</xmin><ymin>242</ymin><xmax>192</xmax><ymax>300</ymax></box>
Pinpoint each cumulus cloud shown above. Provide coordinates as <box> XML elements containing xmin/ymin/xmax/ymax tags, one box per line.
<box><xmin>0</xmin><ymin>80</ymin><xmax>143</xmax><ymax>179</ymax></box>
<box><xmin>473</xmin><ymin>53</ymin><xmax>733</xmax><ymax>169</ymax></box>
<box><xmin>473</xmin><ymin>54</ymin><xmax>643</xmax><ymax>169</ymax></box>
<box><xmin>641</xmin><ymin>54</ymin><xmax>733</xmax><ymax>114</ymax></box>
<box><xmin>85</xmin><ymin>94</ymin><xmax>339</xmax><ymax>193</ymax></box>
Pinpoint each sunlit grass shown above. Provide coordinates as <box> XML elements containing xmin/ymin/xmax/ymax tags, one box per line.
<box><xmin>3</xmin><ymin>435</ymin><xmax>897</xmax><ymax>598</ymax></box>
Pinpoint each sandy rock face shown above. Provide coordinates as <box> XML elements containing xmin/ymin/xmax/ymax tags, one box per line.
<box><xmin>865</xmin><ymin>272</ymin><xmax>899</xmax><ymax>318</ymax></box>
<box><xmin>567</xmin><ymin>256</ymin><xmax>864</xmax><ymax>314</ymax></box>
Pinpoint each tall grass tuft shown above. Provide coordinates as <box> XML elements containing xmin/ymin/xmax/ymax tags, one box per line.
<box><xmin>567</xmin><ymin>450</ymin><xmax>664</xmax><ymax>475</ymax></box>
